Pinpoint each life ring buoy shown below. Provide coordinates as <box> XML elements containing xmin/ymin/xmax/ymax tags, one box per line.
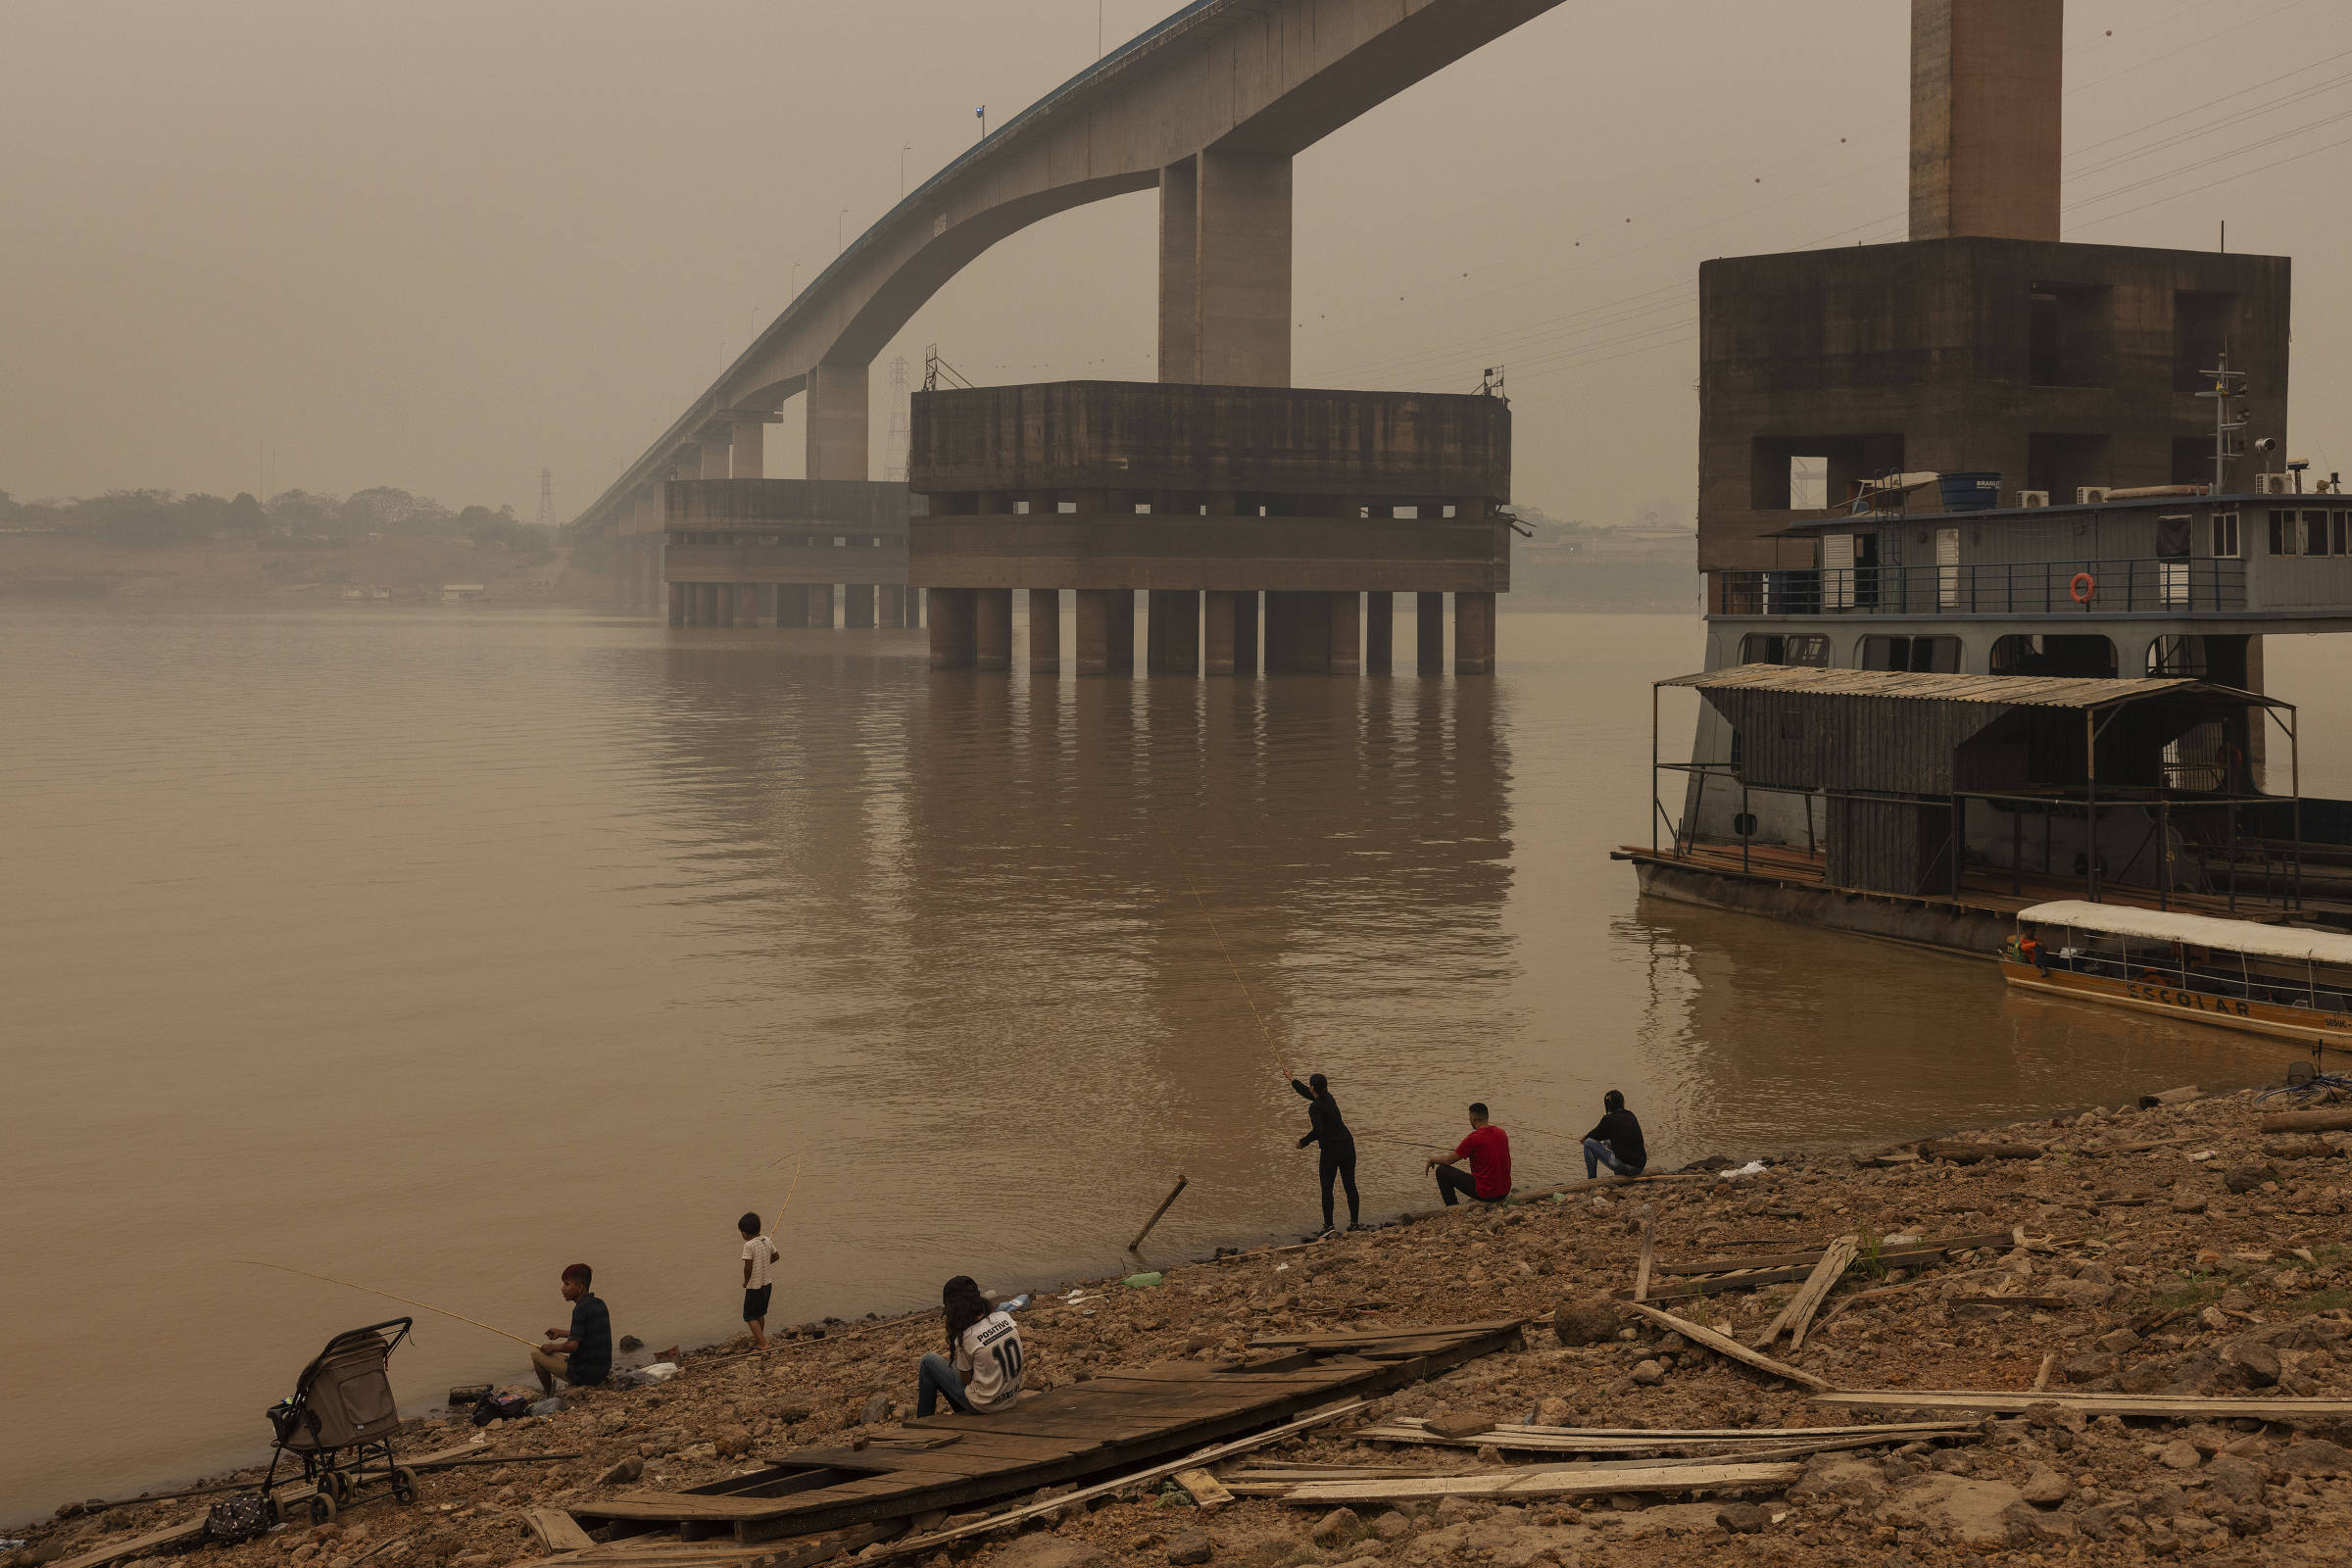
<box><xmin>2070</xmin><ymin>570</ymin><xmax>2096</xmax><ymax>606</ymax></box>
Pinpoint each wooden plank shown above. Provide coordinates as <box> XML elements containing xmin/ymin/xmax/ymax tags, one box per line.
<box><xmin>862</xmin><ymin>1402</ymin><xmax>1366</xmax><ymax>1562</ymax></box>
<box><xmin>1243</xmin><ymin>1318</ymin><xmax>1523</xmax><ymax>1348</ymax></box>
<box><xmin>1816</xmin><ymin>1390</ymin><xmax>2352</xmax><ymax>1421</ymax></box>
<box><xmin>527</xmin><ymin>1508</ymin><xmax>599</xmax><ymax>1553</ymax></box>
<box><xmin>52</xmin><ymin>1518</ymin><xmax>207</xmax><ymax>1568</ymax></box>
<box><xmin>1769</xmin><ymin>1236</ymin><xmax>1858</xmax><ymax>1352</ymax></box>
<box><xmin>1277</xmin><ymin>1460</ymin><xmax>1805</xmax><ymax>1504</ymax></box>
<box><xmin>1653</xmin><ymin>1234</ymin><xmax>2007</xmax><ymax>1278</ymax></box>
<box><xmin>2260</xmin><ymin>1109</ymin><xmax>2352</xmax><ymax>1134</ymax></box>
<box><xmin>1172</xmin><ymin>1468</ymin><xmax>1233</xmax><ymax>1510</ymax></box>
<box><xmin>1622</xmin><ymin>1302</ymin><xmax>1835</xmax><ymax>1393</ymax></box>
<box><xmin>1359</xmin><ymin>1419</ymin><xmax>1976</xmax><ymax>1452</ymax></box>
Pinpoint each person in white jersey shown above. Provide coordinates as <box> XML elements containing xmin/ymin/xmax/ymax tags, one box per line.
<box><xmin>737</xmin><ymin>1211</ymin><xmax>781</xmax><ymax>1350</ymax></box>
<box><xmin>916</xmin><ymin>1275</ymin><xmax>1026</xmax><ymax>1417</ymax></box>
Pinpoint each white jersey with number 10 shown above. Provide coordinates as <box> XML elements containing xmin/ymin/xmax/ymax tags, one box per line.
<box><xmin>955</xmin><ymin>1310</ymin><xmax>1024</xmax><ymax>1411</ymax></box>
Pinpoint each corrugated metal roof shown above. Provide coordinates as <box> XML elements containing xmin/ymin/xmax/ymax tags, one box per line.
<box><xmin>2019</xmin><ymin>901</ymin><xmax>2352</xmax><ymax>967</ymax></box>
<box><xmin>1657</xmin><ymin>666</ymin><xmax>2288</xmax><ymax>710</ymax></box>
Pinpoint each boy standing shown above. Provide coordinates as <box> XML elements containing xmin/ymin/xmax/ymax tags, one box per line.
<box><xmin>739</xmin><ymin>1212</ymin><xmax>781</xmax><ymax>1350</ymax></box>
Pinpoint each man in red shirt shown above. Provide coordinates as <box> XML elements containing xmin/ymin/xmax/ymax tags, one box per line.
<box><xmin>1427</xmin><ymin>1102</ymin><xmax>1511</xmax><ymax>1206</ymax></box>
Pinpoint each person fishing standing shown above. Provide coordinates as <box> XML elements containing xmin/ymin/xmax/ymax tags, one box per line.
<box><xmin>1289</xmin><ymin>1070</ymin><xmax>1360</xmax><ymax>1237</ymax></box>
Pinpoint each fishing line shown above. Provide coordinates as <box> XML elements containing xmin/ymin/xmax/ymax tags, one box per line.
<box><xmin>237</xmin><ymin>1260</ymin><xmax>538</xmax><ymax>1348</ymax></box>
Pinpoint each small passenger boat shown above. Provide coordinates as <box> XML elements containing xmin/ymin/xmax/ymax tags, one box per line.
<box><xmin>2002</xmin><ymin>900</ymin><xmax>2352</xmax><ymax>1050</ymax></box>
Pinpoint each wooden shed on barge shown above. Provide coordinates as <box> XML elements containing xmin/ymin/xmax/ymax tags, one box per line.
<box><xmin>1649</xmin><ymin>666</ymin><xmax>2299</xmax><ymax>906</ymax></box>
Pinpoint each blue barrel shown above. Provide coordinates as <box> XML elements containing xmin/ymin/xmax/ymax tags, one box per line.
<box><xmin>1937</xmin><ymin>471</ymin><xmax>2001</xmax><ymax>511</ymax></box>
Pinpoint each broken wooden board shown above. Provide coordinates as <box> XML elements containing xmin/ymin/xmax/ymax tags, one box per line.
<box><xmin>1359</xmin><ymin>1417</ymin><xmax>1976</xmax><ymax>1453</ymax></box>
<box><xmin>1277</xmin><ymin>1460</ymin><xmax>1804</xmax><ymax>1504</ymax></box>
<box><xmin>866</xmin><ymin>1402</ymin><xmax>1363</xmax><ymax>1561</ymax></box>
<box><xmin>540</xmin><ymin>1521</ymin><xmax>900</xmax><ymax>1568</ymax></box>
<box><xmin>1815</xmin><ymin>1390</ymin><xmax>2352</xmax><ymax>1421</ymax></box>
<box><xmin>50</xmin><ymin>1518</ymin><xmax>208</xmax><ymax>1568</ymax></box>
<box><xmin>1752</xmin><ymin>1235</ymin><xmax>1856</xmax><ymax>1351</ymax></box>
<box><xmin>1625</xmin><ymin>1234</ymin><xmax>2005</xmax><ymax>1302</ymax></box>
<box><xmin>1651</xmin><ymin>1234</ymin><xmax>2004</xmax><ymax>1278</ymax></box>
<box><xmin>528</xmin><ymin>1509</ymin><xmax>600</xmax><ymax>1552</ymax></box>
<box><xmin>1172</xmin><ymin>1468</ymin><xmax>1232</xmax><ymax>1509</ymax></box>
<box><xmin>1622</xmin><ymin>1302</ymin><xmax>1835</xmax><ymax>1393</ymax></box>
<box><xmin>577</xmin><ymin>1322</ymin><xmax>1515</xmax><ymax>1544</ymax></box>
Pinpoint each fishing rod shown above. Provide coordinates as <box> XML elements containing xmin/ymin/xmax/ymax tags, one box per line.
<box><xmin>238</xmin><ymin>1260</ymin><xmax>538</xmax><ymax>1348</ymax></box>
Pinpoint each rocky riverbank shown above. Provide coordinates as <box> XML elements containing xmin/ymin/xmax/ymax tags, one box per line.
<box><xmin>13</xmin><ymin>1082</ymin><xmax>2352</xmax><ymax>1568</ymax></box>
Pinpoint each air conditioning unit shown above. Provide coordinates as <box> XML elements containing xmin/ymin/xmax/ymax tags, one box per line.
<box><xmin>2076</xmin><ymin>487</ymin><xmax>2110</xmax><ymax>506</ymax></box>
<box><xmin>2015</xmin><ymin>489</ymin><xmax>2049</xmax><ymax>509</ymax></box>
<box><xmin>2257</xmin><ymin>471</ymin><xmax>2297</xmax><ymax>495</ymax></box>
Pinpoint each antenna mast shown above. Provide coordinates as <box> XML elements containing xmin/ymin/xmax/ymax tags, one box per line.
<box><xmin>2197</xmin><ymin>355</ymin><xmax>2247</xmax><ymax>496</ymax></box>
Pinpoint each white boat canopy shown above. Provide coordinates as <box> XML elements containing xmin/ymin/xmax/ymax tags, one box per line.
<box><xmin>2017</xmin><ymin>901</ymin><xmax>2352</xmax><ymax>967</ymax></box>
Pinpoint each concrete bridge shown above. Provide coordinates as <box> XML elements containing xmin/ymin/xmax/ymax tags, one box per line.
<box><xmin>576</xmin><ymin>0</ymin><xmax>1567</xmax><ymax>615</ymax></box>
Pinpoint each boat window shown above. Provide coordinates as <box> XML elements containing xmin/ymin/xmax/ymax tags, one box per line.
<box><xmin>1740</xmin><ymin>633</ymin><xmax>1831</xmax><ymax>667</ymax></box>
<box><xmin>2304</xmin><ymin>510</ymin><xmax>2329</xmax><ymax>556</ymax></box>
<box><xmin>2211</xmin><ymin>513</ymin><xmax>2239</xmax><ymax>559</ymax></box>
<box><xmin>2336</xmin><ymin>512</ymin><xmax>2351</xmax><ymax>556</ymax></box>
<box><xmin>2270</xmin><ymin>509</ymin><xmax>2299</xmax><ymax>556</ymax></box>
<box><xmin>1858</xmin><ymin>634</ymin><xmax>1961</xmax><ymax>672</ymax></box>
<box><xmin>1990</xmin><ymin>634</ymin><xmax>2115</xmax><ymax>678</ymax></box>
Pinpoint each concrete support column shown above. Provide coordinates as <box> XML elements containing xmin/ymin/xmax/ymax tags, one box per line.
<box><xmin>1416</xmin><ymin>592</ymin><xmax>1446</xmax><ymax>674</ymax></box>
<box><xmin>1328</xmin><ymin>591</ymin><xmax>1361</xmax><ymax>676</ymax></box>
<box><xmin>807</xmin><ymin>363</ymin><xmax>869</xmax><ymax>480</ymax></box>
<box><xmin>668</xmin><ymin>579</ymin><xmax>685</xmax><ymax>627</ymax></box>
<box><xmin>1194</xmin><ymin>150</ymin><xmax>1293</xmax><ymax>387</ymax></box>
<box><xmin>730</xmin><ymin>416</ymin><xmax>765</xmax><ymax>479</ymax></box>
<box><xmin>1204</xmin><ymin>590</ymin><xmax>1240</xmax><ymax>675</ymax></box>
<box><xmin>1264</xmin><ymin>591</ymin><xmax>1332</xmax><ymax>673</ymax></box>
<box><xmin>698</xmin><ymin>442</ymin><xmax>730</xmax><ymax>479</ymax></box>
<box><xmin>1365</xmin><ymin>591</ymin><xmax>1395</xmax><ymax>675</ymax></box>
<box><xmin>1454</xmin><ymin>591</ymin><xmax>1496</xmax><ymax>676</ymax></box>
<box><xmin>1157</xmin><ymin>158</ymin><xmax>1200</xmax><ymax>382</ymax></box>
<box><xmin>1147</xmin><ymin>589</ymin><xmax>1200</xmax><ymax>675</ymax></box>
<box><xmin>1028</xmin><ymin>589</ymin><xmax>1061</xmax><ymax>674</ymax></box>
<box><xmin>1076</xmin><ymin>589</ymin><xmax>1135</xmax><ymax>676</ymax></box>
<box><xmin>845</xmin><ymin>583</ymin><xmax>877</xmax><ymax>629</ymax></box>
<box><xmin>879</xmin><ymin>585</ymin><xmax>904</xmax><ymax>626</ymax></box>
<box><xmin>1909</xmin><ymin>0</ymin><xmax>2062</xmax><ymax>242</ymax></box>
<box><xmin>975</xmin><ymin>588</ymin><xmax>1013</xmax><ymax>671</ymax></box>
<box><xmin>808</xmin><ymin>583</ymin><xmax>834</xmax><ymax>629</ymax></box>
<box><xmin>929</xmin><ymin>588</ymin><xmax>977</xmax><ymax>669</ymax></box>
<box><xmin>772</xmin><ymin>583</ymin><xmax>803</xmax><ymax>627</ymax></box>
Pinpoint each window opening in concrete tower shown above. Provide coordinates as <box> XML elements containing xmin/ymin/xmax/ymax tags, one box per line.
<box><xmin>2029</xmin><ymin>285</ymin><xmax>2112</xmax><ymax>388</ymax></box>
<box><xmin>1858</xmin><ymin>635</ymin><xmax>1961</xmax><ymax>672</ymax></box>
<box><xmin>1748</xmin><ymin>436</ymin><xmax>1898</xmax><ymax>511</ymax></box>
<box><xmin>2174</xmin><ymin>291</ymin><xmax>2236</xmax><ymax>393</ymax></box>
<box><xmin>1990</xmin><ymin>634</ymin><xmax>2116</xmax><ymax>679</ymax></box>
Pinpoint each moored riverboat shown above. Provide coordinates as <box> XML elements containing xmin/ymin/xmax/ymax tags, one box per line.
<box><xmin>2003</xmin><ymin>899</ymin><xmax>2352</xmax><ymax>1050</ymax></box>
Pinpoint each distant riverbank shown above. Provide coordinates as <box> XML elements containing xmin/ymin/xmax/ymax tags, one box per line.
<box><xmin>0</xmin><ymin>534</ymin><xmax>602</xmax><ymax>607</ymax></box>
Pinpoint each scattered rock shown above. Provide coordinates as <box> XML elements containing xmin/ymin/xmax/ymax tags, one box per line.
<box><xmin>1714</xmin><ymin>1502</ymin><xmax>1769</xmax><ymax>1534</ymax></box>
<box><xmin>1370</xmin><ymin>1512</ymin><xmax>1411</xmax><ymax>1543</ymax></box>
<box><xmin>2158</xmin><ymin>1440</ymin><xmax>2202</xmax><ymax>1471</ymax></box>
<box><xmin>597</xmin><ymin>1456</ymin><xmax>643</xmax><ymax>1486</ymax></box>
<box><xmin>1311</xmin><ymin>1508</ymin><xmax>1363</xmax><ymax>1548</ymax></box>
<box><xmin>1163</xmin><ymin>1529</ymin><xmax>1212</xmax><ymax>1565</ymax></box>
<box><xmin>1533</xmin><ymin>1396</ymin><xmax>1572</xmax><ymax>1427</ymax></box>
<box><xmin>2224</xmin><ymin>1165</ymin><xmax>2279</xmax><ymax>1194</ymax></box>
<box><xmin>1550</xmin><ymin>1295</ymin><xmax>1619</xmax><ymax>1348</ymax></box>
<box><xmin>985</xmin><ymin>1537</ymin><xmax>1102</xmax><ymax>1568</ymax></box>
<box><xmin>860</xmin><ymin>1394</ymin><xmax>892</xmax><ymax>1425</ymax></box>
<box><xmin>2273</xmin><ymin>1439</ymin><xmax>2352</xmax><ymax>1477</ymax></box>
<box><xmin>2062</xmin><ymin>1351</ymin><xmax>2117</xmax><ymax>1384</ymax></box>
<box><xmin>1629</xmin><ymin>1360</ymin><xmax>1665</xmax><ymax>1387</ymax></box>
<box><xmin>2020</xmin><ymin>1466</ymin><xmax>2071</xmax><ymax>1507</ymax></box>
<box><xmin>2170</xmin><ymin>1193</ymin><xmax>2210</xmax><ymax>1215</ymax></box>
<box><xmin>2224</xmin><ymin>1340</ymin><xmax>2281</xmax><ymax>1387</ymax></box>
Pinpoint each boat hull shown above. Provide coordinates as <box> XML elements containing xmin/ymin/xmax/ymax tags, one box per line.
<box><xmin>2000</xmin><ymin>960</ymin><xmax>2352</xmax><ymax>1048</ymax></box>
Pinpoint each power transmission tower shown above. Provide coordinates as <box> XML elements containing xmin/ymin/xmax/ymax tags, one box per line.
<box><xmin>886</xmin><ymin>357</ymin><xmax>911</xmax><ymax>482</ymax></box>
<box><xmin>536</xmin><ymin>467</ymin><xmax>555</xmax><ymax>531</ymax></box>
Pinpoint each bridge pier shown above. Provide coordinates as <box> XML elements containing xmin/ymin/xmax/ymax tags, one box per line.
<box><xmin>1366</xmin><ymin>592</ymin><xmax>1394</xmax><ymax>675</ymax></box>
<box><xmin>975</xmin><ymin>588</ymin><xmax>1013</xmax><ymax>671</ymax></box>
<box><xmin>1147</xmin><ymin>590</ymin><xmax>1200</xmax><ymax>675</ymax></box>
<box><xmin>930</xmin><ymin>587</ymin><xmax>977</xmax><ymax>669</ymax></box>
<box><xmin>1029</xmin><ymin>589</ymin><xmax>1060</xmax><ymax>673</ymax></box>
<box><xmin>845</xmin><ymin>582</ymin><xmax>876</xmax><ymax>629</ymax></box>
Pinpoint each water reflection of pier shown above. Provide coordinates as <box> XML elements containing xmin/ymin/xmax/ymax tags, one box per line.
<box><xmin>632</xmin><ymin>640</ymin><xmax>1516</xmax><ymax>1250</ymax></box>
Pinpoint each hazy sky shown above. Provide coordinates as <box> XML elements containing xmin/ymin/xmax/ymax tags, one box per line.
<box><xmin>6</xmin><ymin>1</ymin><xmax>2352</xmax><ymax>523</ymax></box>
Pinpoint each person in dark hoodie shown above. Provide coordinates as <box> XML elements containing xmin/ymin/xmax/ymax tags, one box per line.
<box><xmin>1290</xmin><ymin>1071</ymin><xmax>1360</xmax><ymax>1236</ymax></box>
<box><xmin>1583</xmin><ymin>1090</ymin><xmax>1648</xmax><ymax>1180</ymax></box>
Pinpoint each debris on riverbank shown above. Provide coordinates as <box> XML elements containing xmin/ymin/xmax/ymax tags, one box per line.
<box><xmin>16</xmin><ymin>1082</ymin><xmax>2352</xmax><ymax>1567</ymax></box>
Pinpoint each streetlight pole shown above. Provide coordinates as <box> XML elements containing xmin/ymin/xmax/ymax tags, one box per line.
<box><xmin>900</xmin><ymin>142</ymin><xmax>912</xmax><ymax>199</ymax></box>
<box><xmin>838</xmin><ymin>205</ymin><xmax>850</xmax><ymax>255</ymax></box>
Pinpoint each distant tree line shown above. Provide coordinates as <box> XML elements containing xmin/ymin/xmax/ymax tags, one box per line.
<box><xmin>0</xmin><ymin>486</ymin><xmax>553</xmax><ymax>558</ymax></box>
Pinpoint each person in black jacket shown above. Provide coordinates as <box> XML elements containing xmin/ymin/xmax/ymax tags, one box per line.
<box><xmin>1582</xmin><ymin>1090</ymin><xmax>1648</xmax><ymax>1180</ymax></box>
<box><xmin>1290</xmin><ymin>1072</ymin><xmax>1360</xmax><ymax>1235</ymax></box>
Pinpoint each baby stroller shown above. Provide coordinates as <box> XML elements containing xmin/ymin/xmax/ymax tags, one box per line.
<box><xmin>260</xmin><ymin>1317</ymin><xmax>419</xmax><ymax>1524</ymax></box>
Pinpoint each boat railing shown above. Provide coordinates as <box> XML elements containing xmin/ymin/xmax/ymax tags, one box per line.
<box><xmin>1717</xmin><ymin>558</ymin><xmax>2247</xmax><ymax>616</ymax></box>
